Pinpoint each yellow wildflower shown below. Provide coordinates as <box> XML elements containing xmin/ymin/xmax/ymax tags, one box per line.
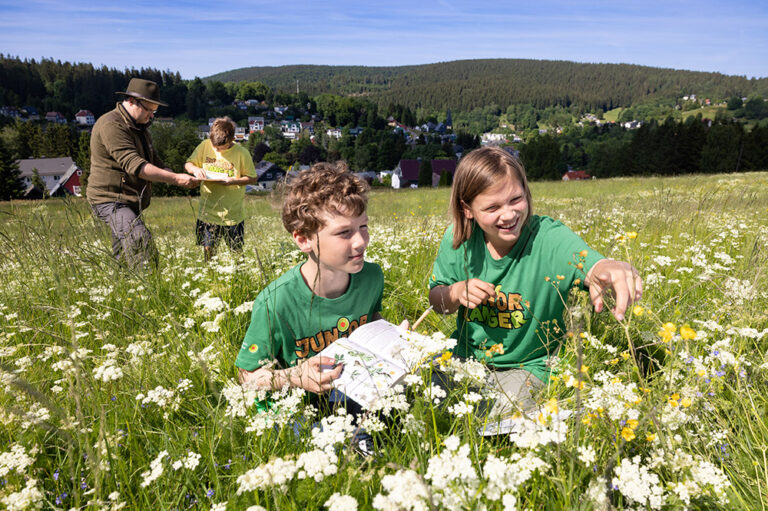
<box><xmin>580</xmin><ymin>364</ymin><xmax>589</xmax><ymax>374</ymax></box>
<box><xmin>632</xmin><ymin>305</ymin><xmax>644</xmax><ymax>316</ymax></box>
<box><xmin>681</xmin><ymin>397</ymin><xmax>692</xmax><ymax>408</ymax></box>
<box><xmin>626</xmin><ymin>419</ymin><xmax>639</xmax><ymax>430</ymax></box>
<box><xmin>646</xmin><ymin>433</ymin><xmax>656</xmax><ymax>442</ymax></box>
<box><xmin>626</xmin><ymin>231</ymin><xmax>638</xmax><ymax>239</ymax></box>
<box><xmin>621</xmin><ymin>427</ymin><xmax>636</xmax><ymax>441</ymax></box>
<box><xmin>680</xmin><ymin>325</ymin><xmax>697</xmax><ymax>340</ymax></box>
<box><xmin>545</xmin><ymin>398</ymin><xmax>559</xmax><ymax>414</ymax></box>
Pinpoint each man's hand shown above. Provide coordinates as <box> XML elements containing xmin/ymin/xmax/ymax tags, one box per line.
<box><xmin>288</xmin><ymin>356</ymin><xmax>342</xmax><ymax>394</ymax></box>
<box><xmin>585</xmin><ymin>259</ymin><xmax>643</xmax><ymax>321</ymax></box>
<box><xmin>174</xmin><ymin>172</ymin><xmax>200</xmax><ymax>189</ymax></box>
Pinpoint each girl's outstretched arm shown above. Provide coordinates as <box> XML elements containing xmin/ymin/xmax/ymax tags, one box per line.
<box><xmin>585</xmin><ymin>259</ymin><xmax>643</xmax><ymax>321</ymax></box>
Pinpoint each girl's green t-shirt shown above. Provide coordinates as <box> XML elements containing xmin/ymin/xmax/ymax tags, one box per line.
<box><xmin>430</xmin><ymin>215</ymin><xmax>604</xmax><ymax>382</ymax></box>
<box><xmin>236</xmin><ymin>262</ymin><xmax>384</xmax><ymax>371</ymax></box>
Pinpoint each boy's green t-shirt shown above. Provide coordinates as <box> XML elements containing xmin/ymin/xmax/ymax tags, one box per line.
<box><xmin>236</xmin><ymin>262</ymin><xmax>384</xmax><ymax>371</ymax></box>
<box><xmin>186</xmin><ymin>139</ymin><xmax>256</xmax><ymax>226</ymax></box>
<box><xmin>429</xmin><ymin>215</ymin><xmax>604</xmax><ymax>382</ymax></box>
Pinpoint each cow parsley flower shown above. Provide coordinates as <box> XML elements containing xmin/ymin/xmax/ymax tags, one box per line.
<box><xmin>140</xmin><ymin>450</ymin><xmax>168</xmax><ymax>488</ymax></box>
<box><xmin>1</xmin><ymin>478</ymin><xmax>44</xmax><ymax>511</ymax></box>
<box><xmin>311</xmin><ymin>409</ymin><xmax>357</xmax><ymax>452</ymax></box>
<box><xmin>236</xmin><ymin>457</ymin><xmax>298</xmax><ymax>493</ymax></box>
<box><xmin>0</xmin><ymin>444</ymin><xmax>36</xmax><ymax>476</ymax></box>
<box><xmin>296</xmin><ymin>449</ymin><xmax>338</xmax><ymax>482</ymax></box>
<box><xmin>373</xmin><ymin>469</ymin><xmax>431</xmax><ymax>511</ymax></box>
<box><xmin>324</xmin><ymin>493</ymin><xmax>357</xmax><ymax>511</ymax></box>
<box><xmin>612</xmin><ymin>456</ymin><xmax>665</xmax><ymax>509</ymax></box>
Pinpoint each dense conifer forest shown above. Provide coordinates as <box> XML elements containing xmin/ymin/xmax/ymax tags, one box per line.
<box><xmin>207</xmin><ymin>59</ymin><xmax>768</xmax><ymax>112</ymax></box>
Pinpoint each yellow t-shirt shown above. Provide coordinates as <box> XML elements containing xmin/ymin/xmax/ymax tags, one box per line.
<box><xmin>186</xmin><ymin>140</ymin><xmax>256</xmax><ymax>225</ymax></box>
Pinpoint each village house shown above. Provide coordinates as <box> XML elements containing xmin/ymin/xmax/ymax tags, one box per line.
<box><xmin>300</xmin><ymin>121</ymin><xmax>314</xmax><ymax>135</ymax></box>
<box><xmin>23</xmin><ymin>106</ymin><xmax>40</xmax><ymax>121</ymax></box>
<box><xmin>562</xmin><ymin>170</ymin><xmax>593</xmax><ymax>181</ymax></box>
<box><xmin>17</xmin><ymin>157</ymin><xmax>83</xmax><ymax>198</ymax></box>
<box><xmin>326</xmin><ymin>127</ymin><xmax>342</xmax><ymax>139</ymax></box>
<box><xmin>1</xmin><ymin>106</ymin><xmax>21</xmax><ymax>119</ymax></box>
<box><xmin>246</xmin><ymin>161</ymin><xmax>286</xmax><ymax>191</ymax></box>
<box><xmin>280</xmin><ymin>120</ymin><xmax>302</xmax><ymax>139</ymax></box>
<box><xmin>45</xmin><ymin>111</ymin><xmax>67</xmax><ymax>124</ymax></box>
<box><xmin>248</xmin><ymin>116</ymin><xmax>265</xmax><ymax>133</ymax></box>
<box><xmin>75</xmin><ymin>109</ymin><xmax>95</xmax><ymax>126</ymax></box>
<box><xmin>392</xmin><ymin>159</ymin><xmax>420</xmax><ymax>189</ymax></box>
<box><xmin>481</xmin><ymin>132</ymin><xmax>508</xmax><ymax>145</ymax></box>
<box><xmin>197</xmin><ymin>125</ymin><xmax>210</xmax><ymax>140</ymax></box>
<box><xmin>234</xmin><ymin>126</ymin><xmax>248</xmax><ymax>142</ymax></box>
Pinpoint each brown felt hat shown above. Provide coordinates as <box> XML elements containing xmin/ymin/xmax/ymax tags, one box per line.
<box><xmin>116</xmin><ymin>78</ymin><xmax>168</xmax><ymax>107</ymax></box>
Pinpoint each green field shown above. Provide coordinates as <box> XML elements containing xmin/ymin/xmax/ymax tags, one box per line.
<box><xmin>1</xmin><ymin>173</ymin><xmax>768</xmax><ymax>509</ymax></box>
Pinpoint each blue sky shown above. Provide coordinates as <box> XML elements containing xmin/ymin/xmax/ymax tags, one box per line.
<box><xmin>2</xmin><ymin>0</ymin><xmax>767</xmax><ymax>79</ymax></box>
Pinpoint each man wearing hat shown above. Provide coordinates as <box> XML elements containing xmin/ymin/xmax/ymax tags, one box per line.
<box><xmin>87</xmin><ymin>78</ymin><xmax>199</xmax><ymax>268</ymax></box>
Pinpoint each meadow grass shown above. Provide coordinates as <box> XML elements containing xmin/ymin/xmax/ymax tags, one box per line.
<box><xmin>1</xmin><ymin>172</ymin><xmax>767</xmax><ymax>510</ymax></box>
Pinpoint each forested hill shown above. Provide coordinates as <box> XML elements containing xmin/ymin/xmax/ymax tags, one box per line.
<box><xmin>206</xmin><ymin>59</ymin><xmax>768</xmax><ymax>112</ymax></box>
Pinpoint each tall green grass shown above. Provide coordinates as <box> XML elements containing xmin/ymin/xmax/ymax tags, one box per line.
<box><xmin>0</xmin><ymin>172</ymin><xmax>767</xmax><ymax>509</ymax></box>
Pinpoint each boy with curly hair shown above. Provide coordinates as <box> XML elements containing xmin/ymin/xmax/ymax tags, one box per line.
<box><xmin>236</xmin><ymin>161</ymin><xmax>385</xmax><ymax>396</ymax></box>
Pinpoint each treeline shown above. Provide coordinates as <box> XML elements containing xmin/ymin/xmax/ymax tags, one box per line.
<box><xmin>208</xmin><ymin>59</ymin><xmax>768</xmax><ymax>113</ymax></box>
<box><xmin>0</xmin><ymin>55</ymin><xmax>190</xmax><ymax>119</ymax></box>
<box><xmin>521</xmin><ymin>116</ymin><xmax>768</xmax><ymax>179</ymax></box>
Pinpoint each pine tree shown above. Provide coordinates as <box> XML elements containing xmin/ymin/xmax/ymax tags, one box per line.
<box><xmin>74</xmin><ymin>131</ymin><xmax>91</xmax><ymax>196</ymax></box>
<box><xmin>418</xmin><ymin>158</ymin><xmax>433</xmax><ymax>187</ymax></box>
<box><xmin>0</xmin><ymin>143</ymin><xmax>24</xmax><ymax>200</ymax></box>
<box><xmin>30</xmin><ymin>168</ymin><xmax>48</xmax><ymax>198</ymax></box>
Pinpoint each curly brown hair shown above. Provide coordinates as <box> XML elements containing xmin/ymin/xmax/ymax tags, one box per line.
<box><xmin>281</xmin><ymin>161</ymin><xmax>370</xmax><ymax>236</ymax></box>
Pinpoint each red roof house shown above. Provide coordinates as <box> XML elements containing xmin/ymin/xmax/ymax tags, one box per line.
<box><xmin>562</xmin><ymin>170</ymin><xmax>592</xmax><ymax>181</ymax></box>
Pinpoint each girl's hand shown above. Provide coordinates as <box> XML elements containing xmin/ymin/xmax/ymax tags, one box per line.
<box><xmin>585</xmin><ymin>259</ymin><xmax>643</xmax><ymax>321</ymax></box>
<box><xmin>450</xmin><ymin>278</ymin><xmax>496</xmax><ymax>309</ymax></box>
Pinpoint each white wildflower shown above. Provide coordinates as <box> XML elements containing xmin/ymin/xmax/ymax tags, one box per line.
<box><xmin>612</xmin><ymin>456</ymin><xmax>665</xmax><ymax>509</ymax></box>
<box><xmin>324</xmin><ymin>493</ymin><xmax>357</xmax><ymax>511</ymax></box>
<box><xmin>140</xmin><ymin>450</ymin><xmax>168</xmax><ymax>488</ymax></box>
<box><xmin>296</xmin><ymin>449</ymin><xmax>338</xmax><ymax>482</ymax></box>
<box><xmin>373</xmin><ymin>469</ymin><xmax>431</xmax><ymax>511</ymax></box>
<box><xmin>236</xmin><ymin>457</ymin><xmax>298</xmax><ymax>493</ymax></box>
<box><xmin>578</xmin><ymin>445</ymin><xmax>597</xmax><ymax>465</ymax></box>
<box><xmin>0</xmin><ymin>444</ymin><xmax>36</xmax><ymax>476</ymax></box>
<box><xmin>1</xmin><ymin>478</ymin><xmax>43</xmax><ymax>511</ymax></box>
